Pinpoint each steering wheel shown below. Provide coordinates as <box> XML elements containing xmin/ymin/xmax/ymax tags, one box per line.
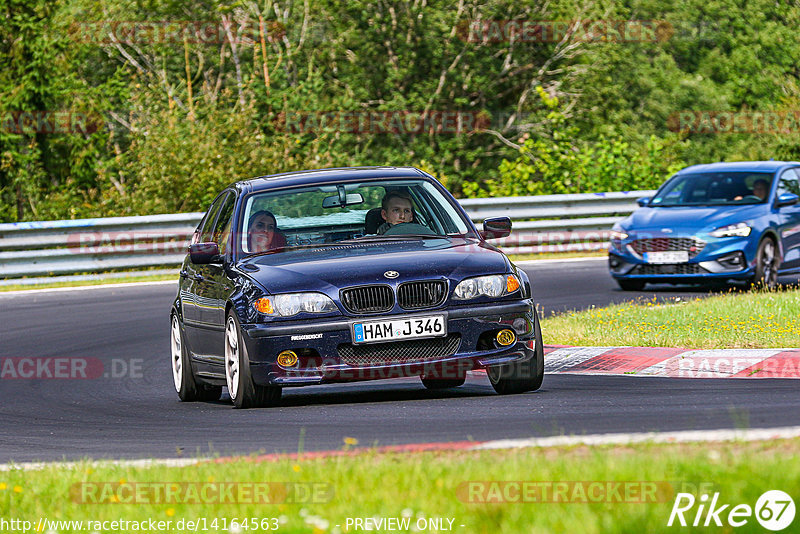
<box><xmin>383</xmin><ymin>222</ymin><xmax>437</xmax><ymax>236</ymax></box>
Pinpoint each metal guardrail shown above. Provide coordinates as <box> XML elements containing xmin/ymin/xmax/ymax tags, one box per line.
<box><xmin>0</xmin><ymin>191</ymin><xmax>654</xmax><ymax>279</ymax></box>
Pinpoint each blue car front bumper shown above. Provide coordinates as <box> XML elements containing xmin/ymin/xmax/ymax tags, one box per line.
<box><xmin>609</xmin><ymin>235</ymin><xmax>758</xmax><ymax>283</ymax></box>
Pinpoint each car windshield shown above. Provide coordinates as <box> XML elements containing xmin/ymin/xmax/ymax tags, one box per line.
<box><xmin>238</xmin><ymin>178</ymin><xmax>473</xmax><ymax>255</ymax></box>
<box><xmin>649</xmin><ymin>172</ymin><xmax>773</xmax><ymax>207</ymax></box>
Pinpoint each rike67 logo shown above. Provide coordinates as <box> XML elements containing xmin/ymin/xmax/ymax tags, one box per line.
<box><xmin>668</xmin><ymin>490</ymin><xmax>795</xmax><ymax>531</ymax></box>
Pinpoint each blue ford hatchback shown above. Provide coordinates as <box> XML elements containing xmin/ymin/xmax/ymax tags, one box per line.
<box><xmin>609</xmin><ymin>161</ymin><xmax>800</xmax><ymax>290</ymax></box>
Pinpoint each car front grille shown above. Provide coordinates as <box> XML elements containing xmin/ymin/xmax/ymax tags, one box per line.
<box><xmin>340</xmin><ymin>285</ymin><xmax>394</xmax><ymax>314</ymax></box>
<box><xmin>632</xmin><ymin>263</ymin><xmax>708</xmax><ymax>275</ymax></box>
<box><xmin>338</xmin><ymin>335</ymin><xmax>461</xmax><ymax>366</ymax></box>
<box><xmin>629</xmin><ymin>237</ymin><xmax>706</xmax><ymax>259</ymax></box>
<box><xmin>397</xmin><ymin>281</ymin><xmax>447</xmax><ymax>310</ymax></box>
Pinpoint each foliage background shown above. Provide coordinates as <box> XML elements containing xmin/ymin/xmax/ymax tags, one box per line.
<box><xmin>2</xmin><ymin>0</ymin><xmax>800</xmax><ymax>221</ymax></box>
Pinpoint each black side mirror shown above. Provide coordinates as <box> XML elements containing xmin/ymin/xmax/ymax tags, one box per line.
<box><xmin>481</xmin><ymin>217</ymin><xmax>512</xmax><ymax>239</ymax></box>
<box><xmin>776</xmin><ymin>193</ymin><xmax>799</xmax><ymax>207</ymax></box>
<box><xmin>636</xmin><ymin>197</ymin><xmax>651</xmax><ymax>207</ymax></box>
<box><xmin>189</xmin><ymin>242</ymin><xmax>221</xmax><ymax>264</ymax></box>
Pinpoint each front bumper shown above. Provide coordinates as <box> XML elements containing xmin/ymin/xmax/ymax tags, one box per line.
<box><xmin>608</xmin><ymin>235</ymin><xmax>756</xmax><ymax>283</ymax></box>
<box><xmin>241</xmin><ymin>300</ymin><xmax>537</xmax><ymax>386</ymax></box>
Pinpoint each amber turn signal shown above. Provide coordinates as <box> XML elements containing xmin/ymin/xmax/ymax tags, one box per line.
<box><xmin>506</xmin><ymin>275</ymin><xmax>520</xmax><ymax>293</ymax></box>
<box><xmin>253</xmin><ymin>297</ymin><xmax>274</xmax><ymax>314</ymax></box>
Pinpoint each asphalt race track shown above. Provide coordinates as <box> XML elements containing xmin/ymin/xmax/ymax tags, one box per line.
<box><xmin>1</xmin><ymin>258</ymin><xmax>799</xmax><ymax>463</ymax></box>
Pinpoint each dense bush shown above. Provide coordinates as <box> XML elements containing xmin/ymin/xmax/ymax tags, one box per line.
<box><xmin>2</xmin><ymin>0</ymin><xmax>799</xmax><ymax>221</ymax></box>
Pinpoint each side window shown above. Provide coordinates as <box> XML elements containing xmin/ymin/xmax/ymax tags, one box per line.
<box><xmin>199</xmin><ymin>193</ymin><xmax>229</xmax><ymax>243</ymax></box>
<box><xmin>777</xmin><ymin>169</ymin><xmax>800</xmax><ymax>197</ymax></box>
<box><xmin>212</xmin><ymin>193</ymin><xmax>236</xmax><ymax>253</ymax></box>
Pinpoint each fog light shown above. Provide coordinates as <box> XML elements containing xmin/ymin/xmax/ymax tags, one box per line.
<box><xmin>277</xmin><ymin>350</ymin><xmax>298</xmax><ymax>368</ymax></box>
<box><xmin>496</xmin><ymin>329</ymin><xmax>516</xmax><ymax>346</ymax></box>
<box><xmin>718</xmin><ymin>251</ymin><xmax>746</xmax><ymax>270</ymax></box>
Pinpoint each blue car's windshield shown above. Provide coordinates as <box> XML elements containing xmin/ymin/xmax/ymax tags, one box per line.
<box><xmin>238</xmin><ymin>178</ymin><xmax>472</xmax><ymax>255</ymax></box>
<box><xmin>649</xmin><ymin>172</ymin><xmax>773</xmax><ymax>207</ymax></box>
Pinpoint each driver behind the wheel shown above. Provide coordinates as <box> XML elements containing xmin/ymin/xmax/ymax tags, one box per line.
<box><xmin>734</xmin><ymin>178</ymin><xmax>770</xmax><ymax>202</ymax></box>
<box><xmin>752</xmin><ymin>179</ymin><xmax>770</xmax><ymax>201</ymax></box>
<box><xmin>377</xmin><ymin>191</ymin><xmax>414</xmax><ymax>234</ymax></box>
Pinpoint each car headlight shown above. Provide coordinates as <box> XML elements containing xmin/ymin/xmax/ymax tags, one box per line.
<box><xmin>610</xmin><ymin>229</ymin><xmax>628</xmax><ymax>241</ymax></box>
<box><xmin>454</xmin><ymin>274</ymin><xmax>520</xmax><ymax>300</ymax></box>
<box><xmin>253</xmin><ymin>292</ymin><xmax>336</xmax><ymax>316</ymax></box>
<box><xmin>710</xmin><ymin>222</ymin><xmax>752</xmax><ymax>238</ymax></box>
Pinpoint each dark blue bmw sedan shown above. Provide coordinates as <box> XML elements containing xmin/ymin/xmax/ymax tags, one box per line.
<box><xmin>171</xmin><ymin>167</ymin><xmax>543</xmax><ymax>407</ymax></box>
<box><xmin>609</xmin><ymin>161</ymin><xmax>800</xmax><ymax>290</ymax></box>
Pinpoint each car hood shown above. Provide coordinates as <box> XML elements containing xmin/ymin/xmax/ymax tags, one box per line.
<box><xmin>237</xmin><ymin>238</ymin><xmax>510</xmax><ymax>294</ymax></box>
<box><xmin>621</xmin><ymin>204</ymin><xmax>766</xmax><ymax>235</ymax></box>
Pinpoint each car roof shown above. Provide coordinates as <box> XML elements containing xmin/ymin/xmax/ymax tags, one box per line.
<box><xmin>237</xmin><ymin>166</ymin><xmax>429</xmax><ymax>192</ymax></box>
<box><xmin>677</xmin><ymin>161</ymin><xmax>800</xmax><ymax>175</ymax></box>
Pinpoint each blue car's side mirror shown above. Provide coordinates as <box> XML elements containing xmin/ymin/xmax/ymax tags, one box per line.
<box><xmin>776</xmin><ymin>193</ymin><xmax>799</xmax><ymax>207</ymax></box>
<box><xmin>636</xmin><ymin>197</ymin><xmax>651</xmax><ymax>207</ymax></box>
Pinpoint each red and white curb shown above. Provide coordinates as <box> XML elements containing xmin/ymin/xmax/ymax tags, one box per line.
<box><xmin>538</xmin><ymin>345</ymin><xmax>800</xmax><ymax>379</ymax></box>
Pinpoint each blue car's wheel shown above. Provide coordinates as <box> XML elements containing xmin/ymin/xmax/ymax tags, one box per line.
<box><xmin>752</xmin><ymin>237</ymin><xmax>778</xmax><ymax>289</ymax></box>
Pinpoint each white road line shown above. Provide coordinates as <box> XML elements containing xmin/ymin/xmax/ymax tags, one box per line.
<box><xmin>472</xmin><ymin>426</ymin><xmax>800</xmax><ymax>450</ymax></box>
<box><xmin>514</xmin><ymin>257</ymin><xmax>607</xmax><ymax>266</ymax></box>
<box><xmin>5</xmin><ymin>425</ymin><xmax>799</xmax><ymax>470</ymax></box>
<box><xmin>0</xmin><ymin>280</ymin><xmax>177</xmax><ymax>297</ymax></box>
<box><xmin>0</xmin><ymin>457</ymin><xmax>201</xmax><ymax>472</ymax></box>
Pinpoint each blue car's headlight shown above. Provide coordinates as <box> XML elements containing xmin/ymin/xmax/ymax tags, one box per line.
<box><xmin>454</xmin><ymin>274</ymin><xmax>520</xmax><ymax>300</ymax></box>
<box><xmin>254</xmin><ymin>292</ymin><xmax>337</xmax><ymax>316</ymax></box>
<box><xmin>710</xmin><ymin>222</ymin><xmax>752</xmax><ymax>238</ymax></box>
<box><xmin>610</xmin><ymin>229</ymin><xmax>629</xmax><ymax>240</ymax></box>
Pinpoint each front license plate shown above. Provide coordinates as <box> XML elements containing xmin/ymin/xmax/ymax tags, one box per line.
<box><xmin>645</xmin><ymin>251</ymin><xmax>689</xmax><ymax>264</ymax></box>
<box><xmin>352</xmin><ymin>315</ymin><xmax>446</xmax><ymax>344</ymax></box>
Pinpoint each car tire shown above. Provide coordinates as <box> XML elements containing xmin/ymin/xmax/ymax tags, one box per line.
<box><xmin>616</xmin><ymin>279</ymin><xmax>645</xmax><ymax>291</ymax></box>
<box><xmin>420</xmin><ymin>376</ymin><xmax>466</xmax><ymax>389</ymax></box>
<box><xmin>225</xmin><ymin>312</ymin><xmax>281</xmax><ymax>409</ymax></box>
<box><xmin>487</xmin><ymin>314</ymin><xmax>544</xmax><ymax>395</ymax></box>
<box><xmin>751</xmin><ymin>237</ymin><xmax>778</xmax><ymax>290</ymax></box>
<box><xmin>171</xmin><ymin>313</ymin><xmax>222</xmax><ymax>402</ymax></box>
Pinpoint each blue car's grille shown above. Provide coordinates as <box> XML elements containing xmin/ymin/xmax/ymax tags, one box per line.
<box><xmin>338</xmin><ymin>334</ymin><xmax>461</xmax><ymax>366</ymax></box>
<box><xmin>632</xmin><ymin>263</ymin><xmax>708</xmax><ymax>275</ymax></box>
<box><xmin>397</xmin><ymin>281</ymin><xmax>447</xmax><ymax>310</ymax></box>
<box><xmin>340</xmin><ymin>285</ymin><xmax>394</xmax><ymax>314</ymax></box>
<box><xmin>629</xmin><ymin>237</ymin><xmax>706</xmax><ymax>259</ymax></box>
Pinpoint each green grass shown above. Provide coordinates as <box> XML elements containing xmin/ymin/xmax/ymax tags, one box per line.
<box><xmin>1</xmin><ymin>440</ymin><xmax>798</xmax><ymax>533</ymax></box>
<box><xmin>541</xmin><ymin>287</ymin><xmax>800</xmax><ymax>349</ymax></box>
